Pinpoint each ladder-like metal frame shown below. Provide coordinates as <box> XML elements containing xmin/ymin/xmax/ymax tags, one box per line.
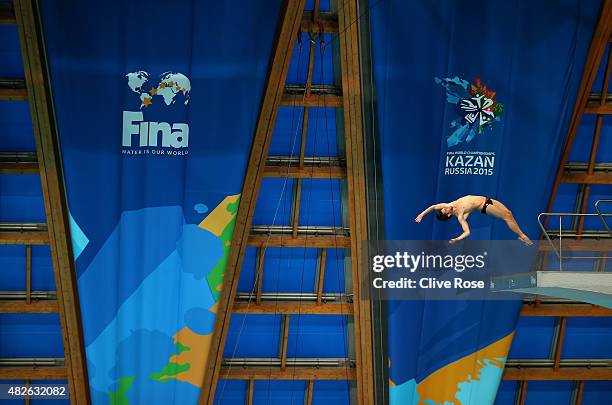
<box><xmin>199</xmin><ymin>1</ymin><xmax>375</xmax><ymax>404</ymax></box>
<box><xmin>0</xmin><ymin>1</ymin><xmax>90</xmax><ymax>403</ymax></box>
<box><xmin>502</xmin><ymin>0</ymin><xmax>612</xmax><ymax>399</ymax></box>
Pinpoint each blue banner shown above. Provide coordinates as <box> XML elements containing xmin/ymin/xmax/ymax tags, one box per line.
<box><xmin>40</xmin><ymin>0</ymin><xmax>282</xmax><ymax>403</ymax></box>
<box><xmin>369</xmin><ymin>0</ymin><xmax>600</xmax><ymax>403</ymax></box>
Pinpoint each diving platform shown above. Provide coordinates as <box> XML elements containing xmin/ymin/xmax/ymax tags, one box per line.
<box><xmin>492</xmin><ymin>200</ymin><xmax>612</xmax><ymax>307</ymax></box>
<box><xmin>491</xmin><ymin>271</ymin><xmax>612</xmax><ymax>308</ymax></box>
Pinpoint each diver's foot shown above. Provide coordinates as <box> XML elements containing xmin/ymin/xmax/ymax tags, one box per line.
<box><xmin>518</xmin><ymin>235</ymin><xmax>533</xmax><ymax>246</ymax></box>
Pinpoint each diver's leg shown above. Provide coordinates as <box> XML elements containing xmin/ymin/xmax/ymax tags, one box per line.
<box><xmin>486</xmin><ymin>200</ymin><xmax>532</xmax><ymax>245</ymax></box>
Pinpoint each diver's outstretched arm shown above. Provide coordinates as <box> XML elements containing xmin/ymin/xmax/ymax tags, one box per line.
<box><xmin>449</xmin><ymin>216</ymin><xmax>471</xmax><ymax>244</ymax></box>
<box><xmin>415</xmin><ymin>203</ymin><xmax>449</xmax><ymax>223</ymax></box>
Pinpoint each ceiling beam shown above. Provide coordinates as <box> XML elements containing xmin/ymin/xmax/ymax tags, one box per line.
<box><xmin>198</xmin><ymin>2</ymin><xmax>307</xmax><ymax>403</ymax></box>
<box><xmin>0</xmin><ymin>300</ymin><xmax>59</xmax><ymax>313</ymax></box>
<box><xmin>233</xmin><ymin>301</ymin><xmax>353</xmax><ymax>315</ymax></box>
<box><xmin>247</xmin><ymin>234</ymin><xmax>350</xmax><ymax>248</ymax></box>
<box><xmin>281</xmin><ymin>85</ymin><xmax>343</xmax><ymax>107</ymax></box>
<box><xmin>0</xmin><ymin>367</ymin><xmax>68</xmax><ymax>379</ymax></box>
<box><xmin>537</xmin><ymin>240</ymin><xmax>612</xmax><ymax>252</ymax></box>
<box><xmin>503</xmin><ymin>367</ymin><xmax>612</xmax><ymax>381</ymax></box>
<box><xmin>584</xmin><ymin>102</ymin><xmax>612</xmax><ymax>114</ymax></box>
<box><xmin>14</xmin><ymin>0</ymin><xmax>90</xmax><ymax>402</ymax></box>
<box><xmin>0</xmin><ymin>152</ymin><xmax>39</xmax><ymax>174</ymax></box>
<box><xmin>219</xmin><ymin>366</ymin><xmax>356</xmax><ymax>380</ymax></box>
<box><xmin>0</xmin><ymin>231</ymin><xmax>49</xmax><ymax>245</ymax></box>
<box><xmin>281</xmin><ymin>92</ymin><xmax>343</xmax><ymax>107</ymax></box>
<box><xmin>560</xmin><ymin>172</ymin><xmax>612</xmax><ymax>184</ymax></box>
<box><xmin>521</xmin><ymin>303</ymin><xmax>612</xmax><ymax>317</ymax></box>
<box><xmin>263</xmin><ymin>164</ymin><xmax>346</xmax><ymax>178</ymax></box>
<box><xmin>0</xmin><ymin>162</ymin><xmax>39</xmax><ymax>174</ymax></box>
<box><xmin>219</xmin><ymin>358</ymin><xmax>612</xmax><ymax>382</ymax></box>
<box><xmin>0</xmin><ymin>79</ymin><xmax>28</xmax><ymax>100</ymax></box>
<box><xmin>301</xmin><ymin>11</ymin><xmax>339</xmax><ymax>33</ymax></box>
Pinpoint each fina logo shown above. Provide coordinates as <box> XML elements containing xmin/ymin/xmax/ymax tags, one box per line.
<box><xmin>122</xmin><ymin>71</ymin><xmax>191</xmax><ymax>153</ymax></box>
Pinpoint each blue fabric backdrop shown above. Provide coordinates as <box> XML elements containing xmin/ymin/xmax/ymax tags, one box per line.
<box><xmin>369</xmin><ymin>0</ymin><xmax>601</xmax><ymax>403</ymax></box>
<box><xmin>40</xmin><ymin>0</ymin><xmax>282</xmax><ymax>403</ymax></box>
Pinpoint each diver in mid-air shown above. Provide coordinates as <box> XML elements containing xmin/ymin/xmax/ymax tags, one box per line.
<box><xmin>415</xmin><ymin>195</ymin><xmax>532</xmax><ymax>245</ymax></box>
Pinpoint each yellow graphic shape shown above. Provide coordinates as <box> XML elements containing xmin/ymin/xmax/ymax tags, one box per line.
<box><xmin>158</xmin><ymin>326</ymin><xmax>212</xmax><ymax>387</ymax></box>
<box><xmin>198</xmin><ymin>194</ymin><xmax>240</xmax><ymax>237</ymax></box>
<box><xmin>415</xmin><ymin>332</ymin><xmax>513</xmax><ymax>404</ymax></box>
<box><xmin>389</xmin><ymin>358</ymin><xmax>396</xmax><ymax>386</ymax></box>
<box><xmin>155</xmin><ymin>195</ymin><xmax>241</xmax><ymax>386</ymax></box>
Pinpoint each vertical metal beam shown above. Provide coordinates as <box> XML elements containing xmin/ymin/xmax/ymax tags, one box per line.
<box><xmin>246</xmin><ymin>378</ymin><xmax>254</xmax><ymax>405</ymax></box>
<box><xmin>576</xmin><ymin>184</ymin><xmax>591</xmax><ymax>238</ymax></box>
<box><xmin>579</xmin><ymin>40</ymin><xmax>612</xmax><ymax>233</ymax></box>
<box><xmin>357</xmin><ymin>0</ymin><xmax>388</xmax><ymax>401</ymax></box>
<box><xmin>515</xmin><ymin>380</ymin><xmax>528</xmax><ymax>405</ymax></box>
<box><xmin>280</xmin><ymin>314</ymin><xmax>290</xmax><ymax>369</ymax></box>
<box><xmin>305</xmin><ymin>5</ymin><xmax>317</xmax><ymax>98</ymax></box>
<box><xmin>13</xmin><ymin>0</ymin><xmax>90</xmax><ymax>403</ymax></box>
<box><xmin>255</xmin><ymin>247</ymin><xmax>265</xmax><ymax>305</ymax></box>
<box><xmin>297</xmin><ymin>9</ymin><xmax>317</xmax><ymax>219</ymax></box>
<box><xmin>587</xmin><ymin>116</ymin><xmax>604</xmax><ymax>176</ymax></box>
<box><xmin>25</xmin><ymin>379</ymin><xmax>30</xmax><ymax>405</ymax></box>
<box><xmin>316</xmin><ymin>248</ymin><xmax>327</xmax><ymax>303</ymax></box>
<box><xmin>553</xmin><ymin>317</ymin><xmax>567</xmax><ymax>371</ymax></box>
<box><xmin>298</xmin><ymin>12</ymin><xmax>317</xmax><ymax>167</ymax></box>
<box><xmin>199</xmin><ymin>2</ymin><xmax>307</xmax><ymax>403</ymax></box>
<box><xmin>598</xmin><ymin>42</ymin><xmax>612</xmax><ymax>106</ymax></box>
<box><xmin>292</xmin><ymin>178</ymin><xmax>303</xmax><ymax>237</ymax></box>
<box><xmin>305</xmin><ymin>380</ymin><xmax>314</xmax><ymax>405</ymax></box>
<box><xmin>586</xmin><ymin>42</ymin><xmax>609</xmax><ymax>178</ymax></box>
<box><xmin>571</xmin><ymin>184</ymin><xmax>586</xmax><ymax>232</ymax></box>
<box><xmin>549</xmin><ymin>316</ymin><xmax>562</xmax><ymax>359</ymax></box>
<box><xmin>337</xmin><ymin>1</ymin><xmax>375</xmax><ymax>403</ymax></box>
<box><xmin>312</xmin><ymin>0</ymin><xmax>320</xmax><ymax>24</ymax></box>
<box><xmin>299</xmin><ymin>108</ymin><xmax>309</xmax><ymax>166</ymax></box>
<box><xmin>575</xmin><ymin>380</ymin><xmax>585</xmax><ymax>405</ymax></box>
<box><xmin>25</xmin><ymin>245</ymin><xmax>31</xmax><ymax>305</ymax></box>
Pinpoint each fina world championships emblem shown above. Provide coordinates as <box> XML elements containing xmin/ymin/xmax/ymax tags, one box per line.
<box><xmin>436</xmin><ymin>76</ymin><xmax>504</xmax><ymax>176</ymax></box>
<box><xmin>122</xmin><ymin>71</ymin><xmax>191</xmax><ymax>156</ymax></box>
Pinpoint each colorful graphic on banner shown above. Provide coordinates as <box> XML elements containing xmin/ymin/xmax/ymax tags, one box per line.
<box><xmin>40</xmin><ymin>0</ymin><xmax>283</xmax><ymax>403</ymax></box>
<box><xmin>436</xmin><ymin>76</ymin><xmax>504</xmax><ymax>147</ymax></box>
<box><xmin>126</xmin><ymin>71</ymin><xmax>192</xmax><ymax>108</ymax></box>
<box><xmin>437</xmin><ymin>76</ymin><xmax>501</xmax><ymax>177</ymax></box>
<box><xmin>389</xmin><ymin>333</ymin><xmax>514</xmax><ymax>404</ymax></box>
<box><xmin>81</xmin><ymin>197</ymin><xmax>238</xmax><ymax>401</ymax></box>
<box><xmin>122</xmin><ymin>70</ymin><xmax>191</xmax><ymax>155</ymax></box>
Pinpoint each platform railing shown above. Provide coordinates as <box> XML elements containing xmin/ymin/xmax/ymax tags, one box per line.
<box><xmin>595</xmin><ymin>199</ymin><xmax>612</xmax><ymax>233</ymax></box>
<box><xmin>537</xmin><ymin>199</ymin><xmax>612</xmax><ymax>271</ymax></box>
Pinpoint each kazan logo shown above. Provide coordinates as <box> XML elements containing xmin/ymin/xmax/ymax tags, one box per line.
<box><xmin>435</xmin><ymin>76</ymin><xmax>504</xmax><ymax>148</ymax></box>
<box><xmin>122</xmin><ymin>71</ymin><xmax>191</xmax><ymax>153</ymax></box>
